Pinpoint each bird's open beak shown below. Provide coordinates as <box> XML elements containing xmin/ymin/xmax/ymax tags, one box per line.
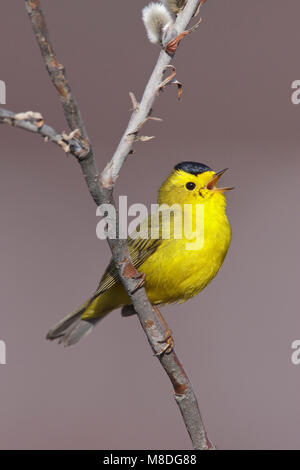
<box><xmin>206</xmin><ymin>168</ymin><xmax>234</xmax><ymax>193</ymax></box>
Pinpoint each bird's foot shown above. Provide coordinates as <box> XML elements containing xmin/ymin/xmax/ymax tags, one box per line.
<box><xmin>130</xmin><ymin>272</ymin><xmax>146</xmax><ymax>295</ymax></box>
<box><xmin>156</xmin><ymin>329</ymin><xmax>174</xmax><ymax>356</ymax></box>
<box><xmin>152</xmin><ymin>305</ymin><xmax>174</xmax><ymax>356</ymax></box>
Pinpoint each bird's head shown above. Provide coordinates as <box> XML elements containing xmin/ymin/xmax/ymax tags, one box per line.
<box><xmin>158</xmin><ymin>161</ymin><xmax>234</xmax><ymax>207</ymax></box>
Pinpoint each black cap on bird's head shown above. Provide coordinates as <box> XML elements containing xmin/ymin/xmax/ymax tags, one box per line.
<box><xmin>159</xmin><ymin>161</ymin><xmax>233</xmax><ymax>204</ymax></box>
<box><xmin>174</xmin><ymin>161</ymin><xmax>234</xmax><ymax>193</ymax></box>
<box><xmin>174</xmin><ymin>161</ymin><xmax>212</xmax><ymax>175</ymax></box>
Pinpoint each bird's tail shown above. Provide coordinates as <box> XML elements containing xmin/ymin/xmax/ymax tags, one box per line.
<box><xmin>46</xmin><ymin>295</ymin><xmax>108</xmax><ymax>347</ymax></box>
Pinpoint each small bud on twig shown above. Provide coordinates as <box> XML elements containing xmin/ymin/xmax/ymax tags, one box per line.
<box><xmin>129</xmin><ymin>92</ymin><xmax>139</xmax><ymax>112</ymax></box>
<box><xmin>163</xmin><ymin>0</ymin><xmax>187</xmax><ymax>15</ymax></box>
<box><xmin>14</xmin><ymin>111</ymin><xmax>44</xmax><ymax>128</ymax></box>
<box><xmin>142</xmin><ymin>2</ymin><xmax>174</xmax><ymax>45</ymax></box>
<box><xmin>135</xmin><ymin>135</ymin><xmax>155</xmax><ymax>142</ymax></box>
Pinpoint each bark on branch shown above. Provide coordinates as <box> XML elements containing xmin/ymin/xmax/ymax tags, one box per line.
<box><xmin>14</xmin><ymin>0</ymin><xmax>213</xmax><ymax>449</ymax></box>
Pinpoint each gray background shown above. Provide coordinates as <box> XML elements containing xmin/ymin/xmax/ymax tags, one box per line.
<box><xmin>0</xmin><ymin>0</ymin><xmax>300</xmax><ymax>449</ymax></box>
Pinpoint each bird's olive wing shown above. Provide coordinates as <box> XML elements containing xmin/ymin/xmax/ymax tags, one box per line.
<box><xmin>93</xmin><ymin>206</ymin><xmax>179</xmax><ymax>295</ymax></box>
<box><xmin>94</xmin><ymin>222</ymin><xmax>162</xmax><ymax>295</ymax></box>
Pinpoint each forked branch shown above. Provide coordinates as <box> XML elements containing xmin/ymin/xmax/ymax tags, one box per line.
<box><xmin>0</xmin><ymin>0</ymin><xmax>215</xmax><ymax>449</ymax></box>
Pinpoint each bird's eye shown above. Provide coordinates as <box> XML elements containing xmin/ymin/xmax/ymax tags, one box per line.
<box><xmin>186</xmin><ymin>182</ymin><xmax>196</xmax><ymax>190</ymax></box>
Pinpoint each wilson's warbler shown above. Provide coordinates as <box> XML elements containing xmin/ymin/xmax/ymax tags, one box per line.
<box><xmin>47</xmin><ymin>162</ymin><xmax>232</xmax><ymax>346</ymax></box>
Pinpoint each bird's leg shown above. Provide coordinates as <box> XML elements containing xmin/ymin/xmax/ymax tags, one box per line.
<box><xmin>153</xmin><ymin>305</ymin><xmax>174</xmax><ymax>355</ymax></box>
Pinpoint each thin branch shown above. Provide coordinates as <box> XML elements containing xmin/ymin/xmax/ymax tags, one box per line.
<box><xmin>25</xmin><ymin>1</ymin><xmax>101</xmax><ymax>205</ymax></box>
<box><xmin>24</xmin><ymin>0</ymin><xmax>87</xmax><ymax>139</ymax></box>
<box><xmin>101</xmin><ymin>1</ymin><xmax>206</xmax><ymax>186</ymax></box>
<box><xmin>0</xmin><ymin>108</ymin><xmax>87</xmax><ymax>158</ymax></box>
<box><xmin>22</xmin><ymin>0</ymin><xmax>213</xmax><ymax>449</ymax></box>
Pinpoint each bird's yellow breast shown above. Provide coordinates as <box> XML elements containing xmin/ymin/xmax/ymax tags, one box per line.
<box><xmin>139</xmin><ymin>194</ymin><xmax>231</xmax><ymax>305</ymax></box>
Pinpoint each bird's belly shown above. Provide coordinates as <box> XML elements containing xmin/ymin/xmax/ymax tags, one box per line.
<box><xmin>140</xmin><ymin>223</ymin><xmax>231</xmax><ymax>305</ymax></box>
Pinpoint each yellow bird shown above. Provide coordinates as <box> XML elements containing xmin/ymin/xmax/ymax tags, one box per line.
<box><xmin>47</xmin><ymin>162</ymin><xmax>232</xmax><ymax>346</ymax></box>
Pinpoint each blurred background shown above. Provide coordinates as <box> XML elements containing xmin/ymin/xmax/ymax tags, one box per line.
<box><xmin>0</xmin><ymin>0</ymin><xmax>300</xmax><ymax>450</ymax></box>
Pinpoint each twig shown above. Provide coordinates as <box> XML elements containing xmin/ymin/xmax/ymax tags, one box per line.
<box><xmin>0</xmin><ymin>108</ymin><xmax>87</xmax><ymax>158</ymax></box>
<box><xmin>22</xmin><ymin>0</ymin><xmax>213</xmax><ymax>449</ymax></box>
<box><xmin>100</xmin><ymin>0</ymin><xmax>205</xmax><ymax>186</ymax></box>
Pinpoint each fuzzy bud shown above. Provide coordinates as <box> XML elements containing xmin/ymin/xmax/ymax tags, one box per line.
<box><xmin>163</xmin><ymin>0</ymin><xmax>187</xmax><ymax>14</ymax></box>
<box><xmin>142</xmin><ymin>3</ymin><xmax>173</xmax><ymax>45</ymax></box>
